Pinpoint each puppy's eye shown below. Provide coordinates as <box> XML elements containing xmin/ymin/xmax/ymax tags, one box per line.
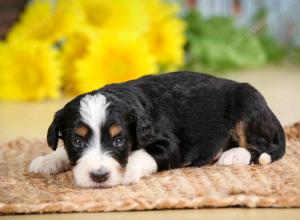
<box><xmin>72</xmin><ymin>136</ymin><xmax>84</xmax><ymax>147</ymax></box>
<box><xmin>113</xmin><ymin>137</ymin><xmax>126</xmax><ymax>147</ymax></box>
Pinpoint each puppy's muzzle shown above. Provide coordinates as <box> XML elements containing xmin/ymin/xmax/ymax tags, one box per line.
<box><xmin>89</xmin><ymin>168</ymin><xmax>110</xmax><ymax>183</ymax></box>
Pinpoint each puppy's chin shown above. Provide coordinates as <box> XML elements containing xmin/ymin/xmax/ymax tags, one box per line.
<box><xmin>72</xmin><ymin>147</ymin><xmax>123</xmax><ymax>188</ymax></box>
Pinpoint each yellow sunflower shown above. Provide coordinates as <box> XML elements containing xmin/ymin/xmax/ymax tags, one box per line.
<box><xmin>68</xmin><ymin>34</ymin><xmax>156</xmax><ymax>95</ymax></box>
<box><xmin>144</xmin><ymin>0</ymin><xmax>186</xmax><ymax>69</ymax></box>
<box><xmin>0</xmin><ymin>40</ymin><xmax>61</xmax><ymax>101</ymax></box>
<box><xmin>7</xmin><ymin>0</ymin><xmax>84</xmax><ymax>43</ymax></box>
<box><xmin>78</xmin><ymin>0</ymin><xmax>148</xmax><ymax>37</ymax></box>
<box><xmin>60</xmin><ymin>29</ymin><xmax>99</xmax><ymax>94</ymax></box>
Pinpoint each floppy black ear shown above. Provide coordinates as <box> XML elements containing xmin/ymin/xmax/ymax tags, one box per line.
<box><xmin>132</xmin><ymin>108</ymin><xmax>154</xmax><ymax>148</ymax></box>
<box><xmin>47</xmin><ymin>109</ymin><xmax>64</xmax><ymax>151</ymax></box>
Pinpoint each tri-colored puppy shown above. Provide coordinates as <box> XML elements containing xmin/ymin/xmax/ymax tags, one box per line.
<box><xmin>30</xmin><ymin>72</ymin><xmax>286</xmax><ymax>188</ymax></box>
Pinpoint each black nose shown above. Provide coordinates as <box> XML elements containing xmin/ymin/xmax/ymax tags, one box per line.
<box><xmin>89</xmin><ymin>169</ymin><xmax>109</xmax><ymax>183</ymax></box>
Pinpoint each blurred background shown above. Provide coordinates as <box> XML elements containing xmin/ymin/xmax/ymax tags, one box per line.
<box><xmin>0</xmin><ymin>0</ymin><xmax>299</xmax><ymax>141</ymax></box>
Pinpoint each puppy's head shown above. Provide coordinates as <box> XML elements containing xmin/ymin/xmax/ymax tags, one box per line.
<box><xmin>47</xmin><ymin>92</ymin><xmax>152</xmax><ymax>187</ymax></box>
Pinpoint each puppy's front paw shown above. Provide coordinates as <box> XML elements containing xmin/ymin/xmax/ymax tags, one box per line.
<box><xmin>122</xmin><ymin>149</ymin><xmax>157</xmax><ymax>185</ymax></box>
<box><xmin>122</xmin><ymin>169</ymin><xmax>143</xmax><ymax>185</ymax></box>
<box><xmin>29</xmin><ymin>148</ymin><xmax>70</xmax><ymax>174</ymax></box>
<box><xmin>217</xmin><ymin>147</ymin><xmax>251</xmax><ymax>165</ymax></box>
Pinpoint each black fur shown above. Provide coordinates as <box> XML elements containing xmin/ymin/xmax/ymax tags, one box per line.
<box><xmin>47</xmin><ymin>71</ymin><xmax>286</xmax><ymax>170</ymax></box>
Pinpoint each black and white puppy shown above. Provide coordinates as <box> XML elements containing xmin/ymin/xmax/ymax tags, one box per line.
<box><xmin>29</xmin><ymin>72</ymin><xmax>286</xmax><ymax>188</ymax></box>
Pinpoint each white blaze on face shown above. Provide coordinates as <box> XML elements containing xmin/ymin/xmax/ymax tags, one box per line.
<box><xmin>73</xmin><ymin>94</ymin><xmax>122</xmax><ymax>187</ymax></box>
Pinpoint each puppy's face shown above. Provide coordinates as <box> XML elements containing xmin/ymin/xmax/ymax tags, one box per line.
<box><xmin>47</xmin><ymin>93</ymin><xmax>138</xmax><ymax>187</ymax></box>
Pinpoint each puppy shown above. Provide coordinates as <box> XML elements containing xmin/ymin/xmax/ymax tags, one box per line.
<box><xmin>29</xmin><ymin>72</ymin><xmax>286</xmax><ymax>188</ymax></box>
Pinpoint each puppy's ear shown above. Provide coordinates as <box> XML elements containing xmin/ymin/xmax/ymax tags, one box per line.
<box><xmin>47</xmin><ymin>109</ymin><xmax>64</xmax><ymax>151</ymax></box>
<box><xmin>132</xmin><ymin>108</ymin><xmax>154</xmax><ymax>148</ymax></box>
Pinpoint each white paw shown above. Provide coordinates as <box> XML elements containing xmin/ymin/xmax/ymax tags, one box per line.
<box><xmin>122</xmin><ymin>149</ymin><xmax>157</xmax><ymax>185</ymax></box>
<box><xmin>122</xmin><ymin>168</ymin><xmax>143</xmax><ymax>185</ymax></box>
<box><xmin>29</xmin><ymin>148</ymin><xmax>70</xmax><ymax>174</ymax></box>
<box><xmin>217</xmin><ymin>147</ymin><xmax>251</xmax><ymax>165</ymax></box>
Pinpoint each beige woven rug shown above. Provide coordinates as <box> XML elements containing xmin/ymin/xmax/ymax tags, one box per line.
<box><xmin>1</xmin><ymin>123</ymin><xmax>300</xmax><ymax>214</ymax></box>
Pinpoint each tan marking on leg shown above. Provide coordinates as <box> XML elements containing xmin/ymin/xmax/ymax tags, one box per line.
<box><xmin>233</xmin><ymin>121</ymin><xmax>248</xmax><ymax>147</ymax></box>
<box><xmin>109</xmin><ymin>124</ymin><xmax>123</xmax><ymax>138</ymax></box>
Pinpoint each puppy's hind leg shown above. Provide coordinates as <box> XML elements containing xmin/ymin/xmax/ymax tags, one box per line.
<box><xmin>29</xmin><ymin>147</ymin><xmax>71</xmax><ymax>174</ymax></box>
<box><xmin>216</xmin><ymin>147</ymin><xmax>251</xmax><ymax>165</ymax></box>
<box><xmin>224</xmin><ymin>83</ymin><xmax>286</xmax><ymax>165</ymax></box>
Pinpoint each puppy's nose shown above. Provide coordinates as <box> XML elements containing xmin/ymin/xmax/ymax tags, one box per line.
<box><xmin>89</xmin><ymin>169</ymin><xmax>109</xmax><ymax>183</ymax></box>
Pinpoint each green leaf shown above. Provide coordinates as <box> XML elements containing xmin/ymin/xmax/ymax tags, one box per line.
<box><xmin>183</xmin><ymin>10</ymin><xmax>268</xmax><ymax>72</ymax></box>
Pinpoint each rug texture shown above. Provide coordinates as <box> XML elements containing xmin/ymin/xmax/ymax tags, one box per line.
<box><xmin>1</xmin><ymin>123</ymin><xmax>300</xmax><ymax>214</ymax></box>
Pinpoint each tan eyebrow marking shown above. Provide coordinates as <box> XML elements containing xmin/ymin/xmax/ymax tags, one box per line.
<box><xmin>109</xmin><ymin>124</ymin><xmax>123</xmax><ymax>138</ymax></box>
<box><xmin>74</xmin><ymin>126</ymin><xmax>89</xmax><ymax>138</ymax></box>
